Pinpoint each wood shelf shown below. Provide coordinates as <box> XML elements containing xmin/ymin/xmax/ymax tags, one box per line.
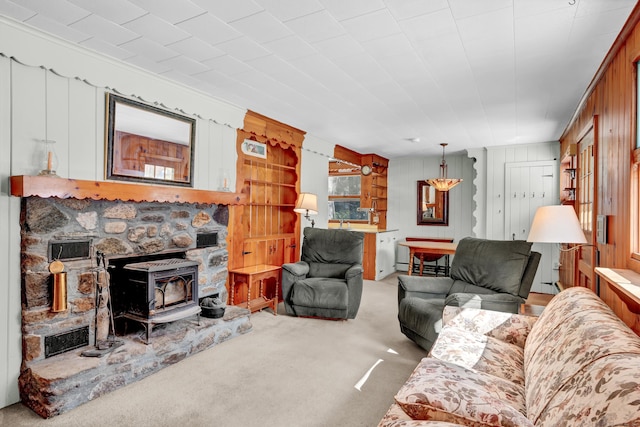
<box><xmin>10</xmin><ymin>175</ymin><xmax>247</xmax><ymax>205</ymax></box>
<box><xmin>595</xmin><ymin>267</ymin><xmax>640</xmax><ymax>314</ymax></box>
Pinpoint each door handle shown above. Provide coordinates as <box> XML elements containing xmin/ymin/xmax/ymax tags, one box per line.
<box><xmin>242</xmin><ymin>251</ymin><xmax>252</xmax><ymax>255</ymax></box>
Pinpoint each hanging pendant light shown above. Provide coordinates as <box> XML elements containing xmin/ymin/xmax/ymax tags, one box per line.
<box><xmin>425</xmin><ymin>143</ymin><xmax>463</xmax><ymax>192</ymax></box>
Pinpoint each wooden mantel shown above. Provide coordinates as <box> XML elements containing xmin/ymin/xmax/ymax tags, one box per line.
<box><xmin>10</xmin><ymin>175</ymin><xmax>247</xmax><ymax>205</ymax></box>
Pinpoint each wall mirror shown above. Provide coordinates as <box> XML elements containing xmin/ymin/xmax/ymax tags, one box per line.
<box><xmin>105</xmin><ymin>93</ymin><xmax>196</xmax><ymax>187</ymax></box>
<box><xmin>417</xmin><ymin>180</ymin><xmax>449</xmax><ymax>226</ymax></box>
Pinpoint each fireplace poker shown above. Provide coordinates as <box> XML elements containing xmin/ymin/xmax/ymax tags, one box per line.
<box><xmin>81</xmin><ymin>251</ymin><xmax>123</xmax><ymax>357</ymax></box>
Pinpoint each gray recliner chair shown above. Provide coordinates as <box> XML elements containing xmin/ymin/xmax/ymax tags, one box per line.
<box><xmin>281</xmin><ymin>227</ymin><xmax>365</xmax><ymax>319</ymax></box>
<box><xmin>398</xmin><ymin>237</ymin><xmax>541</xmax><ymax>351</ymax></box>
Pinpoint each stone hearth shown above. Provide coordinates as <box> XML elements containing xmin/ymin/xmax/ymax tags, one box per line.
<box><xmin>20</xmin><ymin>306</ymin><xmax>251</xmax><ymax>418</ymax></box>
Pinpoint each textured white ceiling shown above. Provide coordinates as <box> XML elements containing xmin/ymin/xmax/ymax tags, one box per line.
<box><xmin>0</xmin><ymin>0</ymin><xmax>636</xmax><ymax>158</ymax></box>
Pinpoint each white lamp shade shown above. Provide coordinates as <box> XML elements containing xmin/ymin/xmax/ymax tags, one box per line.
<box><xmin>527</xmin><ymin>205</ymin><xmax>587</xmax><ymax>244</ymax></box>
<box><xmin>294</xmin><ymin>193</ymin><xmax>318</xmax><ymax>215</ymax></box>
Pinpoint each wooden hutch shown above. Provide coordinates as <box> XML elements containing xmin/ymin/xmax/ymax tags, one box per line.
<box><xmin>228</xmin><ymin>111</ymin><xmax>305</xmax><ymax>305</ymax></box>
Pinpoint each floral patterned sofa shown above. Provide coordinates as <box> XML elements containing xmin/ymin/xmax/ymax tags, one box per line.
<box><xmin>379</xmin><ymin>286</ymin><xmax>640</xmax><ymax>426</ymax></box>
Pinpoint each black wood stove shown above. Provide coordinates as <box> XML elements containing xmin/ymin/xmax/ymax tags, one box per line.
<box><xmin>111</xmin><ymin>257</ymin><xmax>200</xmax><ymax>343</ymax></box>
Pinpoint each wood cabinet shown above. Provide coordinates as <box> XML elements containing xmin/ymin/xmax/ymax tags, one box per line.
<box><xmin>228</xmin><ymin>111</ymin><xmax>305</xmax><ymax>305</ymax></box>
<box><xmin>363</xmin><ymin>231</ymin><xmax>398</xmax><ymax>281</ymax></box>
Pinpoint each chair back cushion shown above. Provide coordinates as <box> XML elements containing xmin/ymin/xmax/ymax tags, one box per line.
<box><xmin>308</xmin><ymin>262</ymin><xmax>352</xmax><ymax>278</ymax></box>
<box><xmin>450</xmin><ymin>237</ymin><xmax>532</xmax><ymax>296</ymax></box>
<box><xmin>301</xmin><ymin>228</ymin><xmax>364</xmax><ymax>267</ymax></box>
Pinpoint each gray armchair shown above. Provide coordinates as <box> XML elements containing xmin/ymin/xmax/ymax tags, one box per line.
<box><xmin>281</xmin><ymin>227</ymin><xmax>364</xmax><ymax>319</ymax></box>
<box><xmin>398</xmin><ymin>237</ymin><xmax>541</xmax><ymax>351</ymax></box>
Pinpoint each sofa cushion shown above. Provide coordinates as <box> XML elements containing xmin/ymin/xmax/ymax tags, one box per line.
<box><xmin>534</xmin><ymin>353</ymin><xmax>640</xmax><ymax>426</ymax></box>
<box><xmin>442</xmin><ymin>306</ymin><xmax>537</xmax><ymax>349</ymax></box>
<box><xmin>524</xmin><ymin>287</ymin><xmax>640</xmax><ymax>423</ymax></box>
<box><xmin>377</xmin><ymin>402</ymin><xmax>464</xmax><ymax>427</ymax></box>
<box><xmin>394</xmin><ymin>358</ymin><xmax>532</xmax><ymax>427</ymax></box>
<box><xmin>429</xmin><ymin>327</ymin><xmax>526</xmax><ymax>387</ymax></box>
<box><xmin>290</xmin><ymin>278</ymin><xmax>348</xmax><ymax>309</ymax></box>
<box><xmin>450</xmin><ymin>238</ymin><xmax>532</xmax><ymax>296</ymax></box>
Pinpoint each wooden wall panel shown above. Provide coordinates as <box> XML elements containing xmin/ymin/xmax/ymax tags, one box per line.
<box><xmin>560</xmin><ymin>4</ymin><xmax>640</xmax><ymax>330</ymax></box>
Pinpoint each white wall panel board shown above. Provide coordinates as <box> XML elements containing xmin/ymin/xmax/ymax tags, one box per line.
<box><xmin>4</xmin><ymin>198</ymin><xmax>21</xmax><ymax>406</ymax></box>
<box><xmin>46</xmin><ymin>70</ymin><xmax>70</xmax><ymax>179</ymax></box>
<box><xmin>299</xmin><ymin>134</ymin><xmax>331</xmax><ymax>234</ymax></box>
<box><xmin>0</xmin><ymin>53</ymin><xmax>18</xmax><ymax>408</ymax></box>
<box><xmin>68</xmin><ymin>80</ymin><xmax>100</xmax><ymax>181</ymax></box>
<box><xmin>11</xmin><ymin>61</ymin><xmax>45</xmax><ymax>176</ymax></box>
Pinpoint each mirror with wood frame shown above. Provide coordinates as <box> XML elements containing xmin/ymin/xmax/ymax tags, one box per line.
<box><xmin>417</xmin><ymin>180</ymin><xmax>448</xmax><ymax>226</ymax></box>
<box><xmin>105</xmin><ymin>93</ymin><xmax>196</xmax><ymax>187</ymax></box>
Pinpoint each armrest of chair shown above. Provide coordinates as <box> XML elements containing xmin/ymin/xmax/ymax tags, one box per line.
<box><xmin>398</xmin><ymin>274</ymin><xmax>454</xmax><ymax>303</ymax></box>
<box><xmin>282</xmin><ymin>262</ymin><xmax>309</xmax><ymax>278</ymax></box>
<box><xmin>444</xmin><ymin>292</ymin><xmax>524</xmax><ymax>314</ymax></box>
<box><xmin>281</xmin><ymin>262</ymin><xmax>309</xmax><ymax>305</ymax></box>
<box><xmin>345</xmin><ymin>264</ymin><xmax>364</xmax><ymax>319</ymax></box>
<box><xmin>345</xmin><ymin>264</ymin><xmax>364</xmax><ymax>280</ymax></box>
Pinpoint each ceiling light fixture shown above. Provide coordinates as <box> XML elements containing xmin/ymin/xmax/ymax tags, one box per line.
<box><xmin>425</xmin><ymin>143</ymin><xmax>463</xmax><ymax>192</ymax></box>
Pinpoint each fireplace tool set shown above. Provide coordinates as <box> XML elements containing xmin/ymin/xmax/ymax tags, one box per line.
<box><xmin>81</xmin><ymin>251</ymin><xmax>123</xmax><ymax>357</ymax></box>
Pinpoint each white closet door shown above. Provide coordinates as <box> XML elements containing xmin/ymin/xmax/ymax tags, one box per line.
<box><xmin>505</xmin><ymin>161</ymin><xmax>558</xmax><ymax>294</ymax></box>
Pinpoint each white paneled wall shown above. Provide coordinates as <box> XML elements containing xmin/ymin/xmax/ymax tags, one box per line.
<box><xmin>387</xmin><ymin>152</ymin><xmax>475</xmax><ymax>271</ymax></box>
<box><xmin>0</xmin><ymin>18</ymin><xmax>246</xmax><ymax>408</ymax></box>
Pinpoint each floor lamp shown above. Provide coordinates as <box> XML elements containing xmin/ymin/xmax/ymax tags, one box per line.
<box><xmin>527</xmin><ymin>205</ymin><xmax>597</xmax><ymax>293</ymax></box>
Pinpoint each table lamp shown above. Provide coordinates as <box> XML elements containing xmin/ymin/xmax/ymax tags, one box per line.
<box><xmin>294</xmin><ymin>192</ymin><xmax>318</xmax><ymax>228</ymax></box>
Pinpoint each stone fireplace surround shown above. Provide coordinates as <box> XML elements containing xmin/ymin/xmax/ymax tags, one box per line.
<box><xmin>12</xmin><ymin>176</ymin><xmax>252</xmax><ymax>418</ymax></box>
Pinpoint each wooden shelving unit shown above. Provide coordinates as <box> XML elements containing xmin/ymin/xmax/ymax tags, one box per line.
<box><xmin>229</xmin><ymin>111</ymin><xmax>305</xmax><ymax>304</ymax></box>
<box><xmin>560</xmin><ymin>143</ymin><xmax>577</xmax><ymax>205</ymax></box>
<box><xmin>360</xmin><ymin>154</ymin><xmax>389</xmax><ymax>229</ymax></box>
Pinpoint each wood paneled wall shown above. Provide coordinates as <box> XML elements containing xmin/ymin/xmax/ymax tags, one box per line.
<box><xmin>560</xmin><ymin>4</ymin><xmax>640</xmax><ymax>332</ymax></box>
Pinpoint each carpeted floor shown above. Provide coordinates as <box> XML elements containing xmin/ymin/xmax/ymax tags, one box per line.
<box><xmin>0</xmin><ymin>273</ymin><xmax>426</xmax><ymax>427</ymax></box>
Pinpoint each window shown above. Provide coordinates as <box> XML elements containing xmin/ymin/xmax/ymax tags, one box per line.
<box><xmin>633</xmin><ymin>62</ymin><xmax>640</xmax><ymax>261</ymax></box>
<box><xmin>328</xmin><ymin>174</ymin><xmax>368</xmax><ymax>221</ymax></box>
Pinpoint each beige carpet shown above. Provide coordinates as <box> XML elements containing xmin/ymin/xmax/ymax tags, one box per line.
<box><xmin>0</xmin><ymin>273</ymin><xmax>425</xmax><ymax>427</ymax></box>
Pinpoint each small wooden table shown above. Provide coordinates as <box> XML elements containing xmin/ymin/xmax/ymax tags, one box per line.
<box><xmin>228</xmin><ymin>264</ymin><xmax>280</xmax><ymax>315</ymax></box>
<box><xmin>398</xmin><ymin>241</ymin><xmax>458</xmax><ymax>276</ymax></box>
<box><xmin>519</xmin><ymin>303</ymin><xmax>546</xmax><ymax>317</ymax></box>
